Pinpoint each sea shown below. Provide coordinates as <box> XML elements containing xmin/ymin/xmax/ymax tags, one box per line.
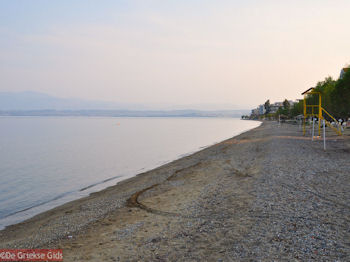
<box><xmin>0</xmin><ymin>117</ymin><xmax>260</xmax><ymax>229</ymax></box>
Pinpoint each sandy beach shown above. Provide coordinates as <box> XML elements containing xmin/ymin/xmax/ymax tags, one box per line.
<box><xmin>1</xmin><ymin>121</ymin><xmax>349</xmax><ymax>261</ymax></box>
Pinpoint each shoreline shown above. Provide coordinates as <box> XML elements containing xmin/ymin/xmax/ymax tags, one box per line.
<box><xmin>0</xmin><ymin>117</ymin><xmax>255</xmax><ymax>230</ymax></box>
<box><xmin>0</xmin><ymin>120</ymin><xmax>262</xmax><ymax>242</ymax></box>
<box><xmin>0</xmin><ymin>119</ymin><xmax>260</xmax><ymax>231</ymax></box>
<box><xmin>1</xmin><ymin>121</ymin><xmax>349</xmax><ymax>261</ymax></box>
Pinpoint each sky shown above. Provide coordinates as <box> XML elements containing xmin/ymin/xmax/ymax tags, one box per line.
<box><xmin>0</xmin><ymin>0</ymin><xmax>349</xmax><ymax>109</ymax></box>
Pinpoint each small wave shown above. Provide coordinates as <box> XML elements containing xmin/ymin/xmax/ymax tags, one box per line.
<box><xmin>0</xmin><ymin>190</ymin><xmax>75</xmax><ymax>220</ymax></box>
<box><xmin>1</xmin><ymin>175</ymin><xmax>124</xmax><ymax>220</ymax></box>
<box><xmin>79</xmin><ymin>175</ymin><xmax>122</xmax><ymax>192</ymax></box>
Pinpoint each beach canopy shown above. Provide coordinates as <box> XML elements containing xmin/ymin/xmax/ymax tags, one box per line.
<box><xmin>301</xmin><ymin>87</ymin><xmax>314</xmax><ymax>95</ymax></box>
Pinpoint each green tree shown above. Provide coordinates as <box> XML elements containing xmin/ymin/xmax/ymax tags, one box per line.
<box><xmin>313</xmin><ymin>76</ymin><xmax>336</xmax><ymax>113</ymax></box>
<box><xmin>276</xmin><ymin>99</ymin><xmax>290</xmax><ymax>117</ymax></box>
<box><xmin>264</xmin><ymin>99</ymin><xmax>271</xmax><ymax>114</ymax></box>
<box><xmin>303</xmin><ymin>76</ymin><xmax>336</xmax><ymax>118</ymax></box>
<box><xmin>331</xmin><ymin>70</ymin><xmax>350</xmax><ymax>119</ymax></box>
<box><xmin>283</xmin><ymin>99</ymin><xmax>290</xmax><ymax>111</ymax></box>
<box><xmin>290</xmin><ymin>100</ymin><xmax>303</xmax><ymax>117</ymax></box>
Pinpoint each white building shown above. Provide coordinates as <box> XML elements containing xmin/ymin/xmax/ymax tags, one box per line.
<box><xmin>251</xmin><ymin>108</ymin><xmax>259</xmax><ymax>115</ymax></box>
<box><xmin>269</xmin><ymin>102</ymin><xmax>283</xmax><ymax>113</ymax></box>
<box><xmin>258</xmin><ymin>104</ymin><xmax>266</xmax><ymax>115</ymax></box>
<box><xmin>340</xmin><ymin>67</ymin><xmax>349</xmax><ymax>79</ymax></box>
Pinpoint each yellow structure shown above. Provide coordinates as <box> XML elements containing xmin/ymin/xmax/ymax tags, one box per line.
<box><xmin>301</xmin><ymin>88</ymin><xmax>342</xmax><ymax>136</ymax></box>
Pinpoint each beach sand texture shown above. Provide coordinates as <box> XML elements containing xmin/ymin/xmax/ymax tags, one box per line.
<box><xmin>1</xmin><ymin>121</ymin><xmax>349</xmax><ymax>261</ymax></box>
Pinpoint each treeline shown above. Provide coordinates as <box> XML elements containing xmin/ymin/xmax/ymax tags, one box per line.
<box><xmin>303</xmin><ymin>69</ymin><xmax>350</xmax><ymax>119</ymax></box>
<box><xmin>266</xmin><ymin>69</ymin><xmax>349</xmax><ymax>120</ymax></box>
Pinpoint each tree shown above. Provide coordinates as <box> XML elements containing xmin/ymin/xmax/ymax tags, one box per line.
<box><xmin>283</xmin><ymin>99</ymin><xmax>290</xmax><ymax>110</ymax></box>
<box><xmin>276</xmin><ymin>99</ymin><xmax>291</xmax><ymax>117</ymax></box>
<box><xmin>331</xmin><ymin>69</ymin><xmax>350</xmax><ymax>119</ymax></box>
<box><xmin>311</xmin><ymin>76</ymin><xmax>336</xmax><ymax>114</ymax></box>
<box><xmin>264</xmin><ymin>100</ymin><xmax>271</xmax><ymax>114</ymax></box>
<box><xmin>290</xmin><ymin>100</ymin><xmax>303</xmax><ymax>117</ymax></box>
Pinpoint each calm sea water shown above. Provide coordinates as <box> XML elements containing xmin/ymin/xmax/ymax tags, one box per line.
<box><xmin>0</xmin><ymin>117</ymin><xmax>260</xmax><ymax>229</ymax></box>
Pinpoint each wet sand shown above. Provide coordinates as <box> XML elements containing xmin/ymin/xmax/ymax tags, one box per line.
<box><xmin>1</xmin><ymin>121</ymin><xmax>349</xmax><ymax>261</ymax></box>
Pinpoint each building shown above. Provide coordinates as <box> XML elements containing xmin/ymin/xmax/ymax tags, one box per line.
<box><xmin>288</xmin><ymin>100</ymin><xmax>295</xmax><ymax>107</ymax></box>
<box><xmin>251</xmin><ymin>108</ymin><xmax>259</xmax><ymax>116</ymax></box>
<box><xmin>340</xmin><ymin>67</ymin><xmax>349</xmax><ymax>79</ymax></box>
<box><xmin>250</xmin><ymin>100</ymin><xmax>298</xmax><ymax>118</ymax></box>
<box><xmin>269</xmin><ymin>102</ymin><xmax>283</xmax><ymax>114</ymax></box>
<box><xmin>258</xmin><ymin>104</ymin><xmax>266</xmax><ymax>115</ymax></box>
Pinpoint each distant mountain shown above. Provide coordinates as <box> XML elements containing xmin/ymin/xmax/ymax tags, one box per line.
<box><xmin>0</xmin><ymin>109</ymin><xmax>250</xmax><ymax>118</ymax></box>
<box><xmin>0</xmin><ymin>91</ymin><xmax>250</xmax><ymax>117</ymax></box>
<box><xmin>0</xmin><ymin>91</ymin><xmax>146</xmax><ymax>111</ymax></box>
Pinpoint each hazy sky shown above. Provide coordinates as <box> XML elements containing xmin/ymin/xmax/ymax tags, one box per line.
<box><xmin>1</xmin><ymin>0</ymin><xmax>349</xmax><ymax>109</ymax></box>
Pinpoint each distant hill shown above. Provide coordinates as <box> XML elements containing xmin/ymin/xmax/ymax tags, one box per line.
<box><xmin>0</xmin><ymin>91</ymin><xmax>250</xmax><ymax>117</ymax></box>
<box><xmin>0</xmin><ymin>109</ymin><xmax>250</xmax><ymax>118</ymax></box>
<box><xmin>0</xmin><ymin>91</ymin><xmax>145</xmax><ymax>111</ymax></box>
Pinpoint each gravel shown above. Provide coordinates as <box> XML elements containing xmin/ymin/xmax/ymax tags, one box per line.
<box><xmin>1</xmin><ymin>121</ymin><xmax>349</xmax><ymax>261</ymax></box>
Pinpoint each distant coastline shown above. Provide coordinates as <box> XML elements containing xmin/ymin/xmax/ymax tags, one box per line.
<box><xmin>0</xmin><ymin>109</ymin><xmax>249</xmax><ymax>118</ymax></box>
